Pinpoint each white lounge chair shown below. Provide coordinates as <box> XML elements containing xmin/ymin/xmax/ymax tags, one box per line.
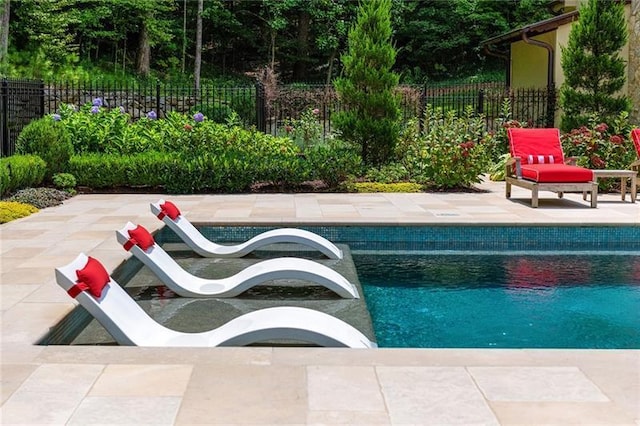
<box><xmin>150</xmin><ymin>199</ymin><xmax>343</xmax><ymax>259</ymax></box>
<box><xmin>115</xmin><ymin>222</ymin><xmax>359</xmax><ymax>299</ymax></box>
<box><xmin>55</xmin><ymin>253</ymin><xmax>376</xmax><ymax>348</ymax></box>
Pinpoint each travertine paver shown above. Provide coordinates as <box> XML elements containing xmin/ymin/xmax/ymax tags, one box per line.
<box><xmin>0</xmin><ymin>179</ymin><xmax>638</xmax><ymax>424</ymax></box>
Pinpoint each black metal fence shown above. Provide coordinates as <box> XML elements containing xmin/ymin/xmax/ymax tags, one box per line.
<box><xmin>1</xmin><ymin>78</ymin><xmax>555</xmax><ymax>157</ymax></box>
<box><xmin>1</xmin><ymin>79</ymin><xmax>44</xmax><ymax>156</ymax></box>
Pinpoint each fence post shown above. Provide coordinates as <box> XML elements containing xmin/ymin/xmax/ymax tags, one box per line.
<box><xmin>156</xmin><ymin>80</ymin><xmax>161</xmax><ymax>116</ymax></box>
<box><xmin>477</xmin><ymin>89</ymin><xmax>485</xmax><ymax>115</ymax></box>
<box><xmin>39</xmin><ymin>80</ymin><xmax>45</xmax><ymax>117</ymax></box>
<box><xmin>546</xmin><ymin>83</ymin><xmax>556</xmax><ymax>127</ymax></box>
<box><xmin>255</xmin><ymin>81</ymin><xmax>266</xmax><ymax>132</ymax></box>
<box><xmin>1</xmin><ymin>79</ymin><xmax>8</xmax><ymax>157</ymax></box>
<box><xmin>419</xmin><ymin>83</ymin><xmax>427</xmax><ymax>132</ymax></box>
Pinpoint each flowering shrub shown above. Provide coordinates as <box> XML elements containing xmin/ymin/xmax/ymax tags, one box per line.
<box><xmin>281</xmin><ymin>107</ymin><xmax>323</xmax><ymax>149</ymax></box>
<box><xmin>561</xmin><ymin>113</ymin><xmax>635</xmax><ymax>190</ymax></box>
<box><xmin>395</xmin><ymin>106</ymin><xmax>490</xmax><ymax>189</ymax></box>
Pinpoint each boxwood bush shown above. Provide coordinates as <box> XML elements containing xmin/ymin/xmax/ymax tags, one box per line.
<box><xmin>0</xmin><ymin>155</ymin><xmax>47</xmax><ymax>196</ymax></box>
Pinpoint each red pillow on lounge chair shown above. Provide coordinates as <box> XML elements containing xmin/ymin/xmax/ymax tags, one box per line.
<box><xmin>127</xmin><ymin>225</ymin><xmax>155</xmax><ymax>251</ymax></box>
<box><xmin>520</xmin><ymin>163</ymin><xmax>594</xmax><ymax>183</ymax></box>
<box><xmin>75</xmin><ymin>256</ymin><xmax>110</xmax><ymax>298</ymax></box>
<box><xmin>160</xmin><ymin>201</ymin><xmax>181</xmax><ymax>220</ymax></box>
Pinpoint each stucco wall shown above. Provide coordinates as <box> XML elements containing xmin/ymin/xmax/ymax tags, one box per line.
<box><xmin>510</xmin><ymin>32</ymin><xmax>556</xmax><ymax>89</ymax></box>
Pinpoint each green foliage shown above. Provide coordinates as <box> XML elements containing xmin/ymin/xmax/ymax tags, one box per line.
<box><xmin>0</xmin><ymin>155</ymin><xmax>47</xmax><ymax>197</ymax></box>
<box><xmin>561</xmin><ymin>112</ymin><xmax>635</xmax><ymax>190</ymax></box>
<box><xmin>52</xmin><ymin>173</ymin><xmax>77</xmax><ymax>191</ymax></box>
<box><xmin>364</xmin><ymin>163</ymin><xmax>411</xmax><ymax>184</ymax></box>
<box><xmin>0</xmin><ymin>201</ymin><xmax>39</xmax><ymax>224</ymax></box>
<box><xmin>349</xmin><ymin>182</ymin><xmax>423</xmax><ymax>193</ymax></box>
<box><xmin>559</xmin><ymin>0</ymin><xmax>630</xmax><ymax>131</ymax></box>
<box><xmin>394</xmin><ymin>0</ymin><xmax>552</xmax><ymax>81</ymax></box>
<box><xmin>68</xmin><ymin>152</ymin><xmax>170</xmax><ymax>189</ymax></box>
<box><xmin>396</xmin><ymin>107</ymin><xmax>491</xmax><ymax>189</ymax></box>
<box><xmin>15</xmin><ymin>116</ymin><xmax>73</xmax><ymax>178</ymax></box>
<box><xmin>305</xmin><ymin>139</ymin><xmax>363</xmax><ymax>188</ymax></box>
<box><xmin>281</xmin><ymin>108</ymin><xmax>323</xmax><ymax>149</ymax></box>
<box><xmin>333</xmin><ymin>0</ymin><xmax>400</xmax><ymax>167</ymax></box>
<box><xmin>7</xmin><ymin>188</ymin><xmax>72</xmax><ymax>209</ymax></box>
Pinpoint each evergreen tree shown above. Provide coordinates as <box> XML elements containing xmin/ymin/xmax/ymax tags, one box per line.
<box><xmin>560</xmin><ymin>0</ymin><xmax>630</xmax><ymax>131</ymax></box>
<box><xmin>333</xmin><ymin>0</ymin><xmax>400</xmax><ymax>167</ymax></box>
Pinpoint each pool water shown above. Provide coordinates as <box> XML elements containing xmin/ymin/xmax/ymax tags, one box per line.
<box><xmin>355</xmin><ymin>254</ymin><xmax>640</xmax><ymax>349</ymax></box>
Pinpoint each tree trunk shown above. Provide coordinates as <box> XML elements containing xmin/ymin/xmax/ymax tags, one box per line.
<box><xmin>630</xmin><ymin>0</ymin><xmax>640</xmax><ymax>122</ymax></box>
<box><xmin>136</xmin><ymin>21</ymin><xmax>151</xmax><ymax>77</ymax></box>
<box><xmin>292</xmin><ymin>10</ymin><xmax>310</xmax><ymax>80</ymax></box>
<box><xmin>194</xmin><ymin>0</ymin><xmax>203</xmax><ymax>95</ymax></box>
<box><xmin>0</xmin><ymin>0</ymin><xmax>9</xmax><ymax>64</ymax></box>
<box><xmin>182</xmin><ymin>0</ymin><xmax>187</xmax><ymax>74</ymax></box>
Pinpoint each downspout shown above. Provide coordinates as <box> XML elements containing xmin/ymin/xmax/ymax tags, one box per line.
<box><xmin>483</xmin><ymin>44</ymin><xmax>511</xmax><ymax>88</ymax></box>
<box><xmin>521</xmin><ymin>27</ymin><xmax>555</xmax><ymax>87</ymax></box>
<box><xmin>521</xmin><ymin>27</ymin><xmax>556</xmax><ymax>126</ymax></box>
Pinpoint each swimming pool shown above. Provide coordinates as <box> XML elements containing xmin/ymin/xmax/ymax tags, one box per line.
<box><xmin>355</xmin><ymin>253</ymin><xmax>640</xmax><ymax>349</ymax></box>
<box><xmin>176</xmin><ymin>224</ymin><xmax>640</xmax><ymax>349</ymax></box>
<box><xmin>43</xmin><ymin>225</ymin><xmax>640</xmax><ymax>348</ymax></box>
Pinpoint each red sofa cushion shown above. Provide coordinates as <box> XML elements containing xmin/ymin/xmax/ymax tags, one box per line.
<box><xmin>520</xmin><ymin>164</ymin><xmax>594</xmax><ymax>183</ymax></box>
<box><xmin>508</xmin><ymin>128</ymin><xmax>565</xmax><ymax>165</ymax></box>
<box><xmin>632</xmin><ymin>129</ymin><xmax>640</xmax><ymax>157</ymax></box>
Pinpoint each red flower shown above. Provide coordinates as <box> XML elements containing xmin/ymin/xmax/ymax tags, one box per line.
<box><xmin>591</xmin><ymin>155</ymin><xmax>606</xmax><ymax>168</ymax></box>
<box><xmin>594</xmin><ymin>123</ymin><xmax>608</xmax><ymax>133</ymax></box>
<box><xmin>609</xmin><ymin>135</ymin><xmax>623</xmax><ymax>145</ymax></box>
<box><xmin>183</xmin><ymin>124</ymin><xmax>193</xmax><ymax>131</ymax></box>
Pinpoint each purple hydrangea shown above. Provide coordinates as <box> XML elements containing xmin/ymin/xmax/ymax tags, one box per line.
<box><xmin>91</xmin><ymin>106</ymin><xmax>100</xmax><ymax>114</ymax></box>
<box><xmin>92</xmin><ymin>97</ymin><xmax>103</xmax><ymax>107</ymax></box>
<box><xmin>51</xmin><ymin>113</ymin><xmax>61</xmax><ymax>121</ymax></box>
<box><xmin>193</xmin><ymin>112</ymin><xmax>204</xmax><ymax>122</ymax></box>
<box><xmin>147</xmin><ymin>110</ymin><xmax>157</xmax><ymax>120</ymax></box>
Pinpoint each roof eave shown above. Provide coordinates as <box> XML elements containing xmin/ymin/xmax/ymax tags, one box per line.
<box><xmin>481</xmin><ymin>10</ymin><xmax>579</xmax><ymax>46</ymax></box>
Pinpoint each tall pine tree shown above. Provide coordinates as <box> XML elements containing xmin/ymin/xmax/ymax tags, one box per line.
<box><xmin>333</xmin><ymin>0</ymin><xmax>400</xmax><ymax>167</ymax></box>
<box><xmin>560</xmin><ymin>0</ymin><xmax>630</xmax><ymax>131</ymax></box>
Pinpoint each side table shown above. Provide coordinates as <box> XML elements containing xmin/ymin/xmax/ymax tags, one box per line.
<box><xmin>583</xmin><ymin>169</ymin><xmax>637</xmax><ymax>203</ymax></box>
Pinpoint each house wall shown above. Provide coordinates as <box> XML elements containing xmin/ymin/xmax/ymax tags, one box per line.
<box><xmin>511</xmin><ymin>4</ymin><xmax>631</xmax><ymax>91</ymax></box>
<box><xmin>510</xmin><ymin>32</ymin><xmax>556</xmax><ymax>89</ymax></box>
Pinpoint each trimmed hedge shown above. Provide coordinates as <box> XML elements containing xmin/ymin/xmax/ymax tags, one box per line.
<box><xmin>0</xmin><ymin>155</ymin><xmax>47</xmax><ymax>197</ymax></box>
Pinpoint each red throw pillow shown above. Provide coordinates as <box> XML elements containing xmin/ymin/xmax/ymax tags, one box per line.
<box><xmin>160</xmin><ymin>201</ymin><xmax>181</xmax><ymax>220</ymax></box>
<box><xmin>76</xmin><ymin>256</ymin><xmax>110</xmax><ymax>298</ymax></box>
<box><xmin>127</xmin><ymin>225</ymin><xmax>155</xmax><ymax>250</ymax></box>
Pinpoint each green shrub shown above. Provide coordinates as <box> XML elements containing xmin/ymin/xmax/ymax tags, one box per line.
<box><xmin>305</xmin><ymin>139</ymin><xmax>363</xmax><ymax>188</ymax></box>
<box><xmin>7</xmin><ymin>188</ymin><xmax>72</xmax><ymax>209</ymax></box>
<box><xmin>0</xmin><ymin>155</ymin><xmax>47</xmax><ymax>196</ymax></box>
<box><xmin>15</xmin><ymin>116</ymin><xmax>73</xmax><ymax>178</ymax></box>
<box><xmin>52</xmin><ymin>173</ymin><xmax>77</xmax><ymax>191</ymax></box>
<box><xmin>396</xmin><ymin>107</ymin><xmax>490</xmax><ymax>189</ymax></box>
<box><xmin>364</xmin><ymin>163</ymin><xmax>410</xmax><ymax>184</ymax></box>
<box><xmin>561</xmin><ymin>113</ymin><xmax>635</xmax><ymax>191</ymax></box>
<box><xmin>0</xmin><ymin>201</ymin><xmax>39</xmax><ymax>224</ymax></box>
<box><xmin>68</xmin><ymin>152</ymin><xmax>173</xmax><ymax>188</ymax></box>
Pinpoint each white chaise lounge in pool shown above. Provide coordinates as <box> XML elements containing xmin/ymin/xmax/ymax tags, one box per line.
<box><xmin>115</xmin><ymin>222</ymin><xmax>359</xmax><ymax>299</ymax></box>
<box><xmin>150</xmin><ymin>199</ymin><xmax>343</xmax><ymax>259</ymax></box>
<box><xmin>55</xmin><ymin>253</ymin><xmax>375</xmax><ymax>348</ymax></box>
